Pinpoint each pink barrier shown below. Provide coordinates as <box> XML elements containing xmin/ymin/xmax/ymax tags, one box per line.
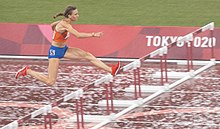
<box><xmin>0</xmin><ymin>23</ymin><xmax>219</xmax><ymax>60</ymax></box>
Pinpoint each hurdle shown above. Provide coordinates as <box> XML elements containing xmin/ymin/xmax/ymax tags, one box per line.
<box><xmin>98</xmin><ymin>22</ymin><xmax>214</xmax><ymax>108</ymax></box>
<box><xmin>92</xmin><ymin>22</ymin><xmax>215</xmax><ymax>129</ymax></box>
<box><xmin>0</xmin><ymin>22</ymin><xmax>215</xmax><ymax>129</ymax></box>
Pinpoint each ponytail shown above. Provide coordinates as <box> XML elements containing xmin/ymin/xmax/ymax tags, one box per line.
<box><xmin>53</xmin><ymin>5</ymin><xmax>77</xmax><ymax>19</ymax></box>
<box><xmin>53</xmin><ymin>13</ymin><xmax>64</xmax><ymax>19</ymax></box>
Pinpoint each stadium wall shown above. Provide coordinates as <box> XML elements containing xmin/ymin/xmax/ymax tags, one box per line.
<box><xmin>0</xmin><ymin>23</ymin><xmax>219</xmax><ymax>60</ymax></box>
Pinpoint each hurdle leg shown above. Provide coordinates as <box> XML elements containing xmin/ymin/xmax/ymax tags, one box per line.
<box><xmin>189</xmin><ymin>41</ymin><xmax>193</xmax><ymax>70</ymax></box>
<box><xmin>186</xmin><ymin>42</ymin><xmax>191</xmax><ymax>71</ymax></box>
<box><xmin>105</xmin><ymin>83</ymin><xmax>110</xmax><ymax>115</ymax></box>
<box><xmin>160</xmin><ymin>55</ymin><xmax>164</xmax><ymax>85</ymax></box>
<box><xmin>75</xmin><ymin>99</ymin><xmax>80</xmax><ymax>129</ymax></box>
<box><xmin>137</xmin><ymin>67</ymin><xmax>142</xmax><ymax>98</ymax></box>
<box><xmin>210</xmin><ymin>30</ymin><xmax>215</xmax><ymax>58</ymax></box>
<box><xmin>48</xmin><ymin>112</ymin><xmax>52</xmax><ymax>129</ymax></box>
<box><xmin>133</xmin><ymin>69</ymin><xmax>138</xmax><ymax>99</ymax></box>
<box><xmin>164</xmin><ymin>54</ymin><xmax>168</xmax><ymax>83</ymax></box>
<box><xmin>44</xmin><ymin>113</ymin><xmax>52</xmax><ymax>129</ymax></box>
<box><xmin>133</xmin><ymin>68</ymin><xmax>141</xmax><ymax>99</ymax></box>
<box><xmin>44</xmin><ymin>114</ymin><xmax>47</xmax><ymax>129</ymax></box>
<box><xmin>109</xmin><ymin>82</ymin><xmax>114</xmax><ymax>112</ymax></box>
<box><xmin>80</xmin><ymin>97</ymin><xmax>84</xmax><ymax>128</ymax></box>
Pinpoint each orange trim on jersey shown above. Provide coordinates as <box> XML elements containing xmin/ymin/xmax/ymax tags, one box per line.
<box><xmin>52</xmin><ymin>30</ymin><xmax>70</xmax><ymax>43</ymax></box>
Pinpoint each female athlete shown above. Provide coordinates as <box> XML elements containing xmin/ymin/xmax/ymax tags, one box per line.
<box><xmin>15</xmin><ymin>5</ymin><xmax>120</xmax><ymax>86</ymax></box>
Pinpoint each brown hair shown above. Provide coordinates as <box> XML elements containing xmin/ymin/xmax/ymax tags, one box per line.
<box><xmin>53</xmin><ymin>5</ymin><xmax>77</xmax><ymax>19</ymax></box>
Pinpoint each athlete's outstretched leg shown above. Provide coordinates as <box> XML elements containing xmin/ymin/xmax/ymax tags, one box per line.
<box><xmin>15</xmin><ymin>58</ymin><xmax>60</xmax><ymax>86</ymax></box>
<box><xmin>64</xmin><ymin>47</ymin><xmax>120</xmax><ymax>75</ymax></box>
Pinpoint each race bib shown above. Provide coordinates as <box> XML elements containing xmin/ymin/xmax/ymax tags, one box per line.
<box><xmin>50</xmin><ymin>49</ymin><xmax>55</xmax><ymax>56</ymax></box>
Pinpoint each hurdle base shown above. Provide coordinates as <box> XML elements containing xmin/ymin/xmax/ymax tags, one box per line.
<box><xmin>124</xmin><ymin>85</ymin><xmax>165</xmax><ymax>93</ymax></box>
<box><xmin>98</xmin><ymin>100</ymin><xmax>139</xmax><ymax>107</ymax></box>
<box><xmin>69</xmin><ymin>115</ymin><xmax>109</xmax><ymax>123</ymax></box>
<box><xmin>152</xmin><ymin>71</ymin><xmax>190</xmax><ymax>79</ymax></box>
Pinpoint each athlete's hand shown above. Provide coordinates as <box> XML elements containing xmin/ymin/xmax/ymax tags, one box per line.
<box><xmin>94</xmin><ymin>32</ymin><xmax>103</xmax><ymax>37</ymax></box>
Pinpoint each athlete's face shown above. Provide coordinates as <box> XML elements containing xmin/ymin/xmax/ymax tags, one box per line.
<box><xmin>69</xmin><ymin>9</ymin><xmax>79</xmax><ymax>21</ymax></box>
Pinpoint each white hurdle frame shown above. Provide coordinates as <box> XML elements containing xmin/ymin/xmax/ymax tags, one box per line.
<box><xmin>91</xmin><ymin>22</ymin><xmax>216</xmax><ymax>129</ymax></box>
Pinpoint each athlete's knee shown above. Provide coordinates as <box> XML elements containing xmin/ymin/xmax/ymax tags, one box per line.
<box><xmin>84</xmin><ymin>52</ymin><xmax>95</xmax><ymax>60</ymax></box>
<box><xmin>46</xmin><ymin>79</ymin><xmax>56</xmax><ymax>86</ymax></box>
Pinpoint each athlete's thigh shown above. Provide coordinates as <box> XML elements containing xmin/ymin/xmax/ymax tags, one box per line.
<box><xmin>64</xmin><ymin>47</ymin><xmax>87</xmax><ymax>59</ymax></box>
<box><xmin>48</xmin><ymin>58</ymin><xmax>60</xmax><ymax>80</ymax></box>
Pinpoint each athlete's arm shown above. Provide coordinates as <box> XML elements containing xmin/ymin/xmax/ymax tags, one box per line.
<box><xmin>62</xmin><ymin>23</ymin><xmax>103</xmax><ymax>38</ymax></box>
<box><xmin>51</xmin><ymin>20</ymin><xmax>60</xmax><ymax>31</ymax></box>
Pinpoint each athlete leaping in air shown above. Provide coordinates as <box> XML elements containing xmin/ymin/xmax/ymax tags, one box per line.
<box><xmin>15</xmin><ymin>5</ymin><xmax>120</xmax><ymax>86</ymax></box>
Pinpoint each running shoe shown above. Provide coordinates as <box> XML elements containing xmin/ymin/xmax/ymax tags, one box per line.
<box><xmin>111</xmin><ymin>61</ymin><xmax>121</xmax><ymax>76</ymax></box>
<box><xmin>15</xmin><ymin>66</ymin><xmax>29</xmax><ymax>79</ymax></box>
